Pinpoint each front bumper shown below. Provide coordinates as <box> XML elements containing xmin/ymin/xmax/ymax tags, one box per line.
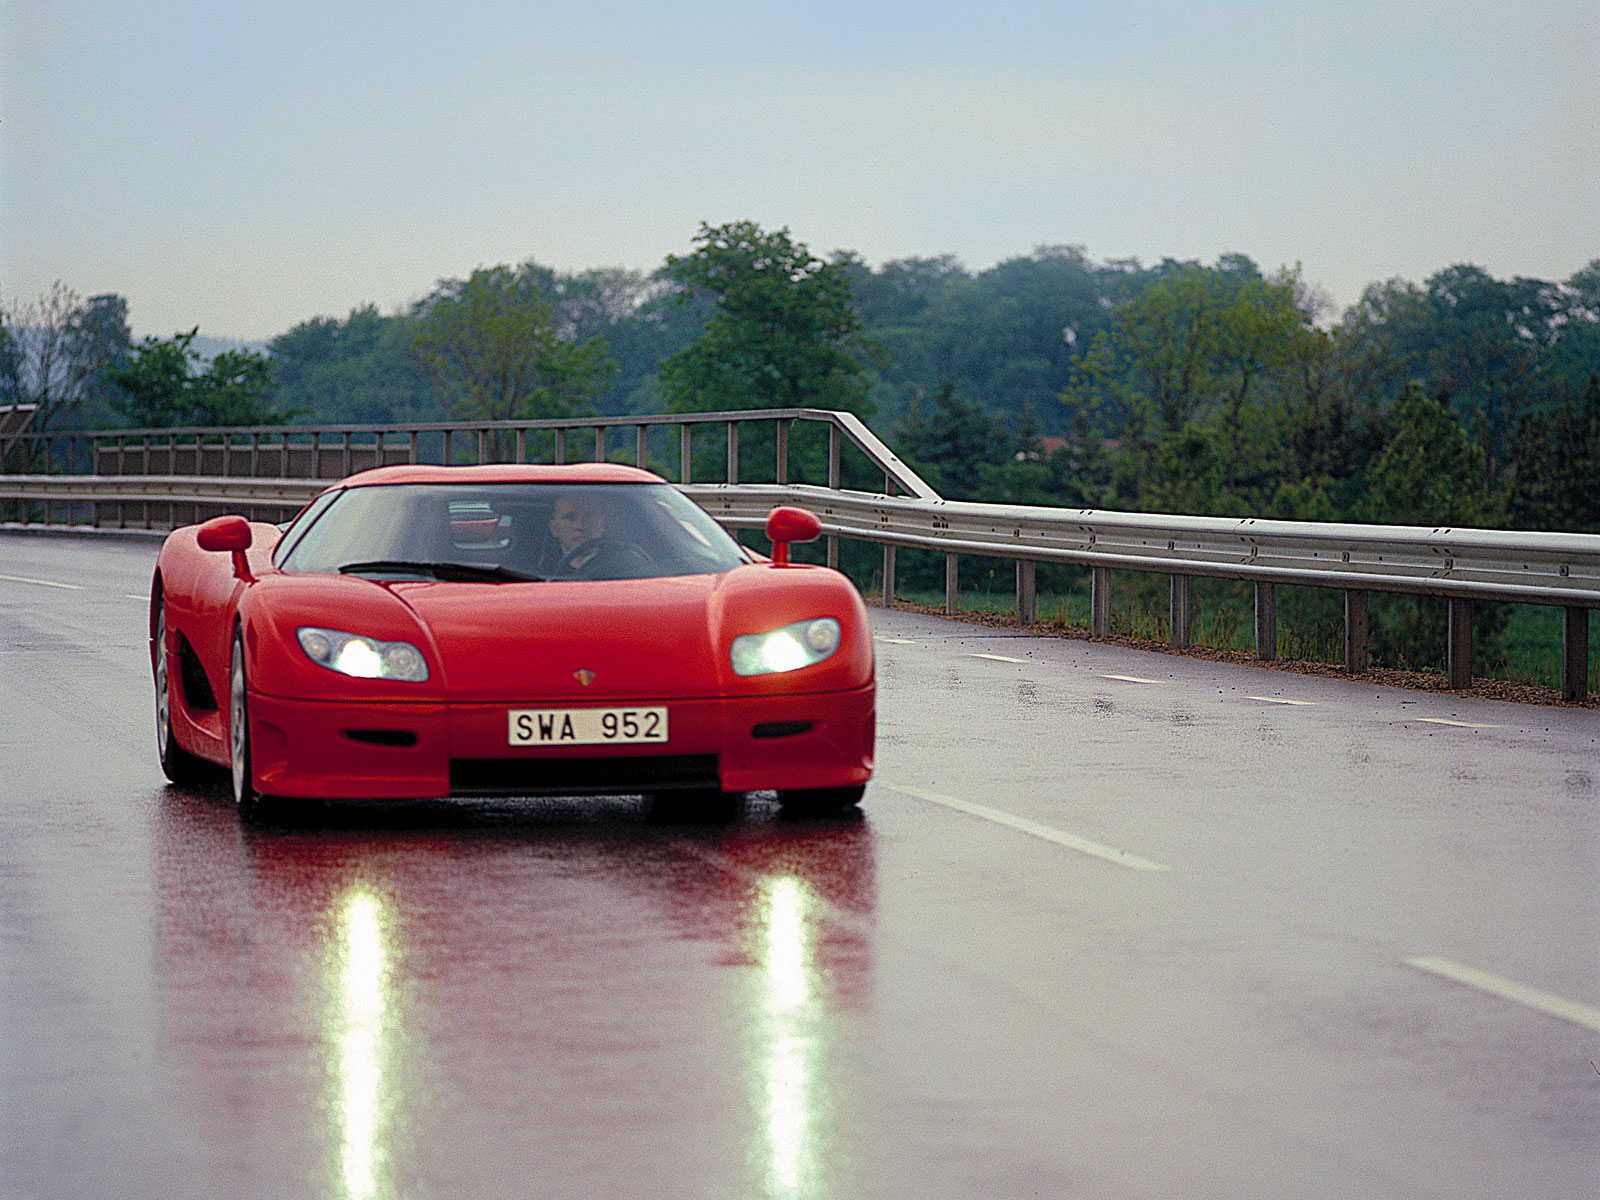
<box><xmin>245</xmin><ymin>684</ymin><xmax>874</xmax><ymax>800</ymax></box>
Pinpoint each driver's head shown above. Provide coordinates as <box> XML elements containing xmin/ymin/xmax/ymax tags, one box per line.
<box><xmin>549</xmin><ymin>493</ymin><xmax>606</xmax><ymax>552</ymax></box>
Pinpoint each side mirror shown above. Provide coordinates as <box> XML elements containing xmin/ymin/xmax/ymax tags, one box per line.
<box><xmin>196</xmin><ymin>514</ymin><xmax>255</xmax><ymax>581</ymax></box>
<box><xmin>765</xmin><ymin>506</ymin><xmax>821</xmax><ymax>567</ymax></box>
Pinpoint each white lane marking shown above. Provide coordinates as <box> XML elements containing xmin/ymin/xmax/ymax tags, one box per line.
<box><xmin>969</xmin><ymin>652</ymin><xmax>1028</xmax><ymax>664</ymax></box>
<box><xmin>1414</xmin><ymin>718</ymin><xmax>1499</xmax><ymax>729</ymax></box>
<box><xmin>1405</xmin><ymin>957</ymin><xmax>1600</xmax><ymax>1032</ymax></box>
<box><xmin>882</xmin><ymin>781</ymin><xmax>1169</xmax><ymax>872</ymax></box>
<box><xmin>125</xmin><ymin>594</ymin><xmax>146</xmax><ymax>601</ymax></box>
<box><xmin>1246</xmin><ymin>696</ymin><xmax>1317</xmax><ymax>706</ymax></box>
<box><xmin>1101</xmin><ymin>673</ymin><xmax>1160</xmax><ymax>684</ymax></box>
<box><xmin>876</xmin><ymin>637</ymin><xmax>917</xmax><ymax>645</ymax></box>
<box><xmin>0</xmin><ymin>573</ymin><xmax>84</xmax><ymax>590</ymax></box>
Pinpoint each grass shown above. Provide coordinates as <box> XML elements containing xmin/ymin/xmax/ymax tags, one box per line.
<box><xmin>885</xmin><ymin>575</ymin><xmax>1600</xmax><ymax>694</ymax></box>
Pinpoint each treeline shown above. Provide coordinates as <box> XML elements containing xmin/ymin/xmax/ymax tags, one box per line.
<box><xmin>6</xmin><ymin>228</ymin><xmax>1597</xmax><ymax>542</ymax></box>
<box><xmin>897</xmin><ymin>256</ymin><xmax>1600</xmax><ymax>536</ymax></box>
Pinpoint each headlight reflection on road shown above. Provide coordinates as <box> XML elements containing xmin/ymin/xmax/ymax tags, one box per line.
<box><xmin>337</xmin><ymin>887</ymin><xmax>392</xmax><ymax>1200</ymax></box>
<box><xmin>763</xmin><ymin>876</ymin><xmax>814</xmax><ymax>1197</ymax></box>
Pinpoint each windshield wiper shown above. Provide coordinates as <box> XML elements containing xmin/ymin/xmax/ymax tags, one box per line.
<box><xmin>338</xmin><ymin>560</ymin><xmax>543</xmax><ymax>582</ymax></box>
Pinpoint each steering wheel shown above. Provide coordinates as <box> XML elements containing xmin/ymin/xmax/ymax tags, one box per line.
<box><xmin>558</xmin><ymin>538</ymin><xmax>657</xmax><ymax>579</ymax></box>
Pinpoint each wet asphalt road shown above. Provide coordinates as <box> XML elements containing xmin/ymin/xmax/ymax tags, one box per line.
<box><xmin>2</xmin><ymin>529</ymin><xmax>1598</xmax><ymax>1200</ymax></box>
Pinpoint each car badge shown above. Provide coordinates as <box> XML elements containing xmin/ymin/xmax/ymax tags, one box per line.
<box><xmin>573</xmin><ymin>669</ymin><xmax>596</xmax><ymax>687</ymax></box>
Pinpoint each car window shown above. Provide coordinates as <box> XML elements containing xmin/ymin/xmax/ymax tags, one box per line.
<box><xmin>270</xmin><ymin>488</ymin><xmax>343</xmax><ymax>567</ymax></box>
<box><xmin>276</xmin><ymin>481</ymin><xmax>749</xmax><ymax>580</ymax></box>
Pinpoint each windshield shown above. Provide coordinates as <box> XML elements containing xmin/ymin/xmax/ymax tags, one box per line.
<box><xmin>275</xmin><ymin>481</ymin><xmax>749</xmax><ymax>581</ymax></box>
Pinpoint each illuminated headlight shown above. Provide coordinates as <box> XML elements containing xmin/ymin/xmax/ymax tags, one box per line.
<box><xmin>297</xmin><ymin>627</ymin><xmax>429</xmax><ymax>682</ymax></box>
<box><xmin>730</xmin><ymin>617</ymin><xmax>841</xmax><ymax>676</ymax></box>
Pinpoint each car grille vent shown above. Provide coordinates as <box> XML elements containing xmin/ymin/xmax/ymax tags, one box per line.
<box><xmin>178</xmin><ymin>634</ymin><xmax>218</xmax><ymax>711</ymax></box>
<box><xmin>346</xmin><ymin>729</ymin><xmax>419</xmax><ymax>748</ymax></box>
<box><xmin>752</xmin><ymin>720</ymin><xmax>813</xmax><ymax>739</ymax></box>
<box><xmin>449</xmin><ymin>754</ymin><xmax>720</xmax><ymax>797</ymax></box>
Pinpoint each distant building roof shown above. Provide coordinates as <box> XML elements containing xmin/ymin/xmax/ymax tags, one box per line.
<box><xmin>0</xmin><ymin>405</ymin><xmax>39</xmax><ymax>437</ymax></box>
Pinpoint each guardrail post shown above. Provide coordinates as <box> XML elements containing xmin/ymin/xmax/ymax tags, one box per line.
<box><xmin>775</xmin><ymin>418</ymin><xmax>789</xmax><ymax>484</ymax></box>
<box><xmin>554</xmin><ymin>428</ymin><xmax>565</xmax><ymax>465</ymax></box>
<box><xmin>1562</xmin><ymin>607</ymin><xmax>1590</xmax><ymax>703</ymax></box>
<box><xmin>727</xmin><ymin>422</ymin><xmax>739</xmax><ymax>484</ymax></box>
<box><xmin>679</xmin><ymin>425</ymin><xmax>691</xmax><ymax>484</ymax></box>
<box><xmin>826</xmin><ymin>422</ymin><xmax>840</xmax><ymax>568</ymax></box>
<box><xmin>1169</xmin><ymin>575</ymin><xmax>1193</xmax><ymax>648</ymax></box>
<box><xmin>408</xmin><ymin>430</ymin><xmax>419</xmax><ymax>465</ymax></box>
<box><xmin>946</xmin><ymin>554</ymin><xmax>959</xmax><ymax>615</ymax></box>
<box><xmin>883</xmin><ymin>545</ymin><xmax>896</xmax><ymax>607</ymax></box>
<box><xmin>515</xmin><ymin>428</ymin><xmax>526</xmax><ymax>464</ymax></box>
<box><xmin>1447</xmin><ymin>598</ymin><xmax>1472</xmax><ymax>689</ymax></box>
<box><xmin>1016</xmin><ymin>559</ymin><xmax>1036</xmax><ymax>625</ymax></box>
<box><xmin>595</xmin><ymin>427</ymin><xmax>607</xmax><ymax>463</ymax></box>
<box><xmin>1254</xmin><ymin>582</ymin><xmax>1277</xmax><ymax>661</ymax></box>
<box><xmin>636</xmin><ymin>425</ymin><xmax>648</xmax><ymax>470</ymax></box>
<box><xmin>1344</xmin><ymin>589</ymin><xmax>1369</xmax><ymax>672</ymax></box>
<box><xmin>1091</xmin><ymin>567</ymin><xmax>1112</xmax><ymax>637</ymax></box>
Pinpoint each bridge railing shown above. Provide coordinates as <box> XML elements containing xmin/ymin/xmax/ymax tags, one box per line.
<box><xmin>2</xmin><ymin>409</ymin><xmax>1595</xmax><ymax>701</ymax></box>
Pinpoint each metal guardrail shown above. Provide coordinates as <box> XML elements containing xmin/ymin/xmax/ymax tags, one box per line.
<box><xmin>684</xmin><ymin>484</ymin><xmax>1600</xmax><ymax>608</ymax></box>
<box><xmin>0</xmin><ymin>408</ymin><xmax>938</xmax><ymax>500</ymax></box>
<box><xmin>2</xmin><ymin>409</ymin><xmax>1595</xmax><ymax>701</ymax></box>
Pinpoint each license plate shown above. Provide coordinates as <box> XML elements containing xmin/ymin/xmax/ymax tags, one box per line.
<box><xmin>508</xmin><ymin>706</ymin><xmax>668</xmax><ymax>746</ymax></box>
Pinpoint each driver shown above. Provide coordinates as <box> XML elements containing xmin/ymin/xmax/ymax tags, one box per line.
<box><xmin>545</xmin><ymin>491</ymin><xmax>653</xmax><ymax>578</ymax></box>
<box><xmin>548</xmin><ymin>493</ymin><xmax>608</xmax><ymax>570</ymax></box>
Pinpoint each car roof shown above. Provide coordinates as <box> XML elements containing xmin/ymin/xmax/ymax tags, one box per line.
<box><xmin>334</xmin><ymin>463</ymin><xmax>666</xmax><ymax>490</ymax></box>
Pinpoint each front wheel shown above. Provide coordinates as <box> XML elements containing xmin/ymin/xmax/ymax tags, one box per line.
<box><xmin>777</xmin><ymin>784</ymin><xmax>866</xmax><ymax>818</ymax></box>
<box><xmin>155</xmin><ymin>602</ymin><xmax>214</xmax><ymax>785</ymax></box>
<box><xmin>230</xmin><ymin>631</ymin><xmax>273</xmax><ymax>821</ymax></box>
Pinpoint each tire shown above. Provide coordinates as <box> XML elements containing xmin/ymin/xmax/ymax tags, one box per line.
<box><xmin>229</xmin><ymin>631</ymin><xmax>272</xmax><ymax>821</ymax></box>
<box><xmin>777</xmin><ymin>784</ymin><xmax>866</xmax><ymax>818</ymax></box>
<box><xmin>155</xmin><ymin>602</ymin><xmax>215</xmax><ymax>785</ymax></box>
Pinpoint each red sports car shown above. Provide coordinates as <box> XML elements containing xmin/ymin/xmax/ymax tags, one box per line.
<box><xmin>149</xmin><ymin>463</ymin><xmax>874</xmax><ymax>819</ymax></box>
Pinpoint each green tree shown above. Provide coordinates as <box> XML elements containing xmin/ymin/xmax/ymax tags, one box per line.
<box><xmin>1360</xmin><ymin>382</ymin><xmax>1505</xmax><ymax>671</ymax></box>
<box><xmin>1341</xmin><ymin>264</ymin><xmax>1572</xmax><ymax>495</ymax></box>
<box><xmin>103</xmin><ymin>328</ymin><xmax>292</xmax><ymax>427</ymax></box>
<box><xmin>1505</xmin><ymin>373</ymin><xmax>1600</xmax><ymax>532</ymax></box>
<box><xmin>269</xmin><ymin>306</ymin><xmax>439</xmax><ymax>424</ymax></box>
<box><xmin>1065</xmin><ymin>259</ymin><xmax>1318</xmax><ymax>516</ymax></box>
<box><xmin>543</xmin><ymin>266</ymin><xmax>705</xmax><ymax>416</ymax></box>
<box><xmin>1071</xmin><ymin>264</ymin><xmax>1229</xmax><ymax>434</ymax></box>
<box><xmin>1424</xmin><ymin>265</ymin><xmax>1549</xmax><ymax>493</ymax></box>
<box><xmin>658</xmin><ymin>221</ymin><xmax>877</xmax><ymax>415</ymax></box>
<box><xmin>104</xmin><ymin>332</ymin><xmax>194</xmax><ymax>426</ymax></box>
<box><xmin>1360</xmin><ymin>382</ymin><xmax>1495</xmax><ymax>527</ymax></box>
<box><xmin>1211</xmin><ymin>271</ymin><xmax>1310</xmax><ymax>492</ymax></box>
<box><xmin>894</xmin><ymin>380</ymin><xmax>1010</xmax><ymax>498</ymax></box>
<box><xmin>412</xmin><ymin>264</ymin><xmax>616</xmax><ymax>431</ymax></box>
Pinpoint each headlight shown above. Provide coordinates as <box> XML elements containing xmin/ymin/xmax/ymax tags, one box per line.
<box><xmin>297</xmin><ymin>627</ymin><xmax>429</xmax><ymax>681</ymax></box>
<box><xmin>730</xmin><ymin>617</ymin><xmax>841</xmax><ymax>676</ymax></box>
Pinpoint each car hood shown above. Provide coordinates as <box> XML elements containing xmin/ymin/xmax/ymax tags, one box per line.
<box><xmin>391</xmin><ymin>571</ymin><xmax>730</xmax><ymax>701</ymax></box>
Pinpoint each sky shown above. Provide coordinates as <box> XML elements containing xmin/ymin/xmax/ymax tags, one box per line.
<box><xmin>3</xmin><ymin>0</ymin><xmax>1596</xmax><ymax>342</ymax></box>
